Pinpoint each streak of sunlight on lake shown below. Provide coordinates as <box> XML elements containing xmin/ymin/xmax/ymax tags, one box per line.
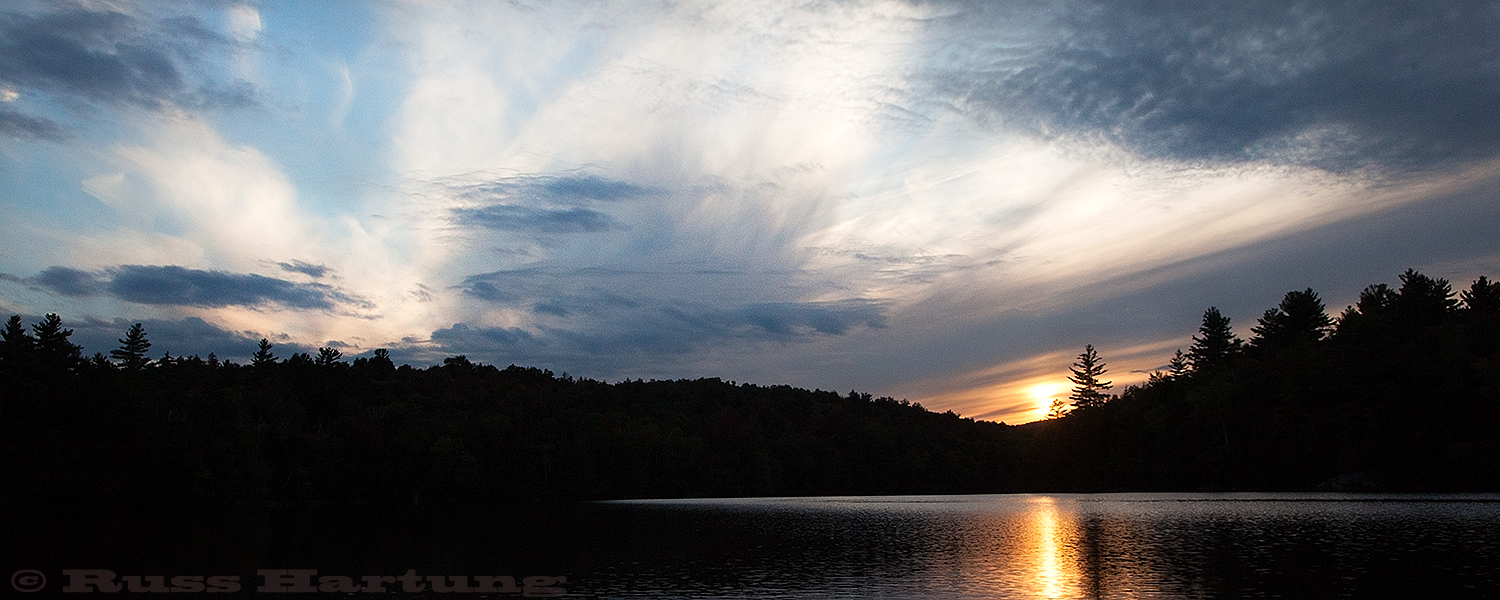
<box><xmin>6</xmin><ymin>493</ymin><xmax>1500</xmax><ymax>598</ymax></box>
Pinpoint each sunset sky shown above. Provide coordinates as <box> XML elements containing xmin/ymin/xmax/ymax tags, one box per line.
<box><xmin>3</xmin><ymin>0</ymin><xmax>1498</xmax><ymax>422</ymax></box>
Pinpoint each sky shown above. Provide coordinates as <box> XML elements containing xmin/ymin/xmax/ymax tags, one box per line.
<box><xmin>2</xmin><ymin>0</ymin><xmax>1498</xmax><ymax>423</ymax></box>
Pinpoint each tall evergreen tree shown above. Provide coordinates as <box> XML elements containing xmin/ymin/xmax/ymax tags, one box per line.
<box><xmin>1394</xmin><ymin>269</ymin><xmax>1457</xmax><ymax>326</ymax></box>
<box><xmin>1151</xmin><ymin>349</ymin><xmax>1190</xmax><ymax>384</ymax></box>
<box><xmin>1461</xmin><ymin>276</ymin><xmax>1500</xmax><ymax>313</ymax></box>
<box><xmin>31</xmin><ymin>313</ymin><xmax>82</xmax><ymax>371</ymax></box>
<box><xmin>285</xmin><ymin>352</ymin><xmax>314</xmax><ymax>367</ymax></box>
<box><xmin>0</xmin><ymin>315</ymin><xmax>34</xmax><ymax>370</ymax></box>
<box><xmin>1188</xmin><ymin>307</ymin><xmax>1240</xmax><ymax>372</ymax></box>
<box><xmin>1356</xmin><ymin>283</ymin><xmax>1397</xmax><ymax>314</ymax></box>
<box><xmin>1068</xmin><ymin>344</ymin><xmax>1113</xmax><ymax>409</ymax></box>
<box><xmin>110</xmin><ymin>323</ymin><xmax>152</xmax><ymax>371</ymax></box>
<box><xmin>1251</xmin><ymin>288</ymin><xmax>1332</xmax><ymax>350</ymax></box>
<box><xmin>1334</xmin><ymin>283</ymin><xmax>1399</xmax><ymax>339</ymax></box>
<box><xmin>1168</xmin><ymin>349</ymin><xmax>1190</xmax><ymax>377</ymax></box>
<box><xmin>252</xmin><ymin>338</ymin><xmax>277</xmax><ymax>367</ymax></box>
<box><xmin>315</xmin><ymin>346</ymin><xmax>343</xmax><ymax>367</ymax></box>
<box><xmin>370</xmin><ymin>348</ymin><xmax>395</xmax><ymax>371</ymax></box>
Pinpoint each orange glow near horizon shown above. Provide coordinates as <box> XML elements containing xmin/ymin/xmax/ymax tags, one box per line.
<box><xmin>907</xmin><ymin>339</ymin><xmax>1183</xmax><ymax>423</ymax></box>
<box><xmin>1028</xmin><ymin>380</ymin><xmax>1069</xmax><ymax>415</ymax></box>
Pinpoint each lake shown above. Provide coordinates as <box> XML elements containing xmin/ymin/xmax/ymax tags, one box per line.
<box><xmin>7</xmin><ymin>494</ymin><xmax>1500</xmax><ymax>598</ymax></box>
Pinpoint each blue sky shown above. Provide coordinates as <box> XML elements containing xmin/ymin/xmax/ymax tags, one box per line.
<box><xmin>3</xmin><ymin>0</ymin><xmax>1498</xmax><ymax>422</ymax></box>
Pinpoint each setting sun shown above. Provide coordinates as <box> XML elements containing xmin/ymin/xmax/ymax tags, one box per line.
<box><xmin>1028</xmin><ymin>381</ymin><xmax>1068</xmax><ymax>409</ymax></box>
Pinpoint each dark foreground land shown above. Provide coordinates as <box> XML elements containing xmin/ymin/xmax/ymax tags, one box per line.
<box><xmin>2</xmin><ymin>269</ymin><xmax>1498</xmax><ymax>505</ymax></box>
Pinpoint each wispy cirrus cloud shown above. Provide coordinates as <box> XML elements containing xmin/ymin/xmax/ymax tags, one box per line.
<box><xmin>0</xmin><ymin>107</ymin><xmax>67</xmax><ymax>140</ymax></box>
<box><xmin>931</xmin><ymin>0</ymin><xmax>1500</xmax><ymax>172</ymax></box>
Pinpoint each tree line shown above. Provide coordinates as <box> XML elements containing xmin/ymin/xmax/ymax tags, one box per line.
<box><xmin>1028</xmin><ymin>270</ymin><xmax>1500</xmax><ymax>491</ymax></box>
<box><xmin>0</xmin><ymin>321</ymin><xmax>1019</xmax><ymax>505</ymax></box>
<box><xmin>2</xmin><ymin>268</ymin><xmax>1496</xmax><ymax>503</ymax></box>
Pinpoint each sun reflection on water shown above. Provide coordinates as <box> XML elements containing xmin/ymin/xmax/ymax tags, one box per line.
<box><xmin>1030</xmin><ymin>496</ymin><xmax>1077</xmax><ymax>599</ymax></box>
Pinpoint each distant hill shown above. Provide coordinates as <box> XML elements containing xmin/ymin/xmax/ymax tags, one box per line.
<box><xmin>1</xmin><ymin>347</ymin><xmax>1021</xmax><ymax>504</ymax></box>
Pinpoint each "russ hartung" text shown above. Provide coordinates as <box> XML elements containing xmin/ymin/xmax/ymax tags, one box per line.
<box><xmin>60</xmin><ymin>569</ymin><xmax>568</xmax><ymax>596</ymax></box>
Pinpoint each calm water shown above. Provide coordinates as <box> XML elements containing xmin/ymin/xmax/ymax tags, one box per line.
<box><xmin>7</xmin><ymin>494</ymin><xmax>1500</xmax><ymax>598</ymax></box>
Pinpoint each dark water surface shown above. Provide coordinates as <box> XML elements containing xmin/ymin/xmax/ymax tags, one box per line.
<box><xmin>7</xmin><ymin>494</ymin><xmax>1500</xmax><ymax>598</ymax></box>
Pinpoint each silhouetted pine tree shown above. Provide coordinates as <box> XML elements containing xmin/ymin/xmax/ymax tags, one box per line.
<box><xmin>1147</xmin><ymin>349</ymin><xmax>1191</xmax><ymax>384</ymax></box>
<box><xmin>1462</xmin><ymin>276</ymin><xmax>1500</xmax><ymax>313</ymax></box>
<box><xmin>1333</xmin><ymin>283</ymin><xmax>1400</xmax><ymax>341</ymax></box>
<box><xmin>1394</xmin><ymin>269</ymin><xmax>1457</xmax><ymax>327</ymax></box>
<box><xmin>1188</xmin><ymin>307</ymin><xmax>1240</xmax><ymax>372</ymax></box>
<box><xmin>0</xmin><ymin>315</ymin><xmax>33</xmax><ymax>371</ymax></box>
<box><xmin>1068</xmin><ymin>344</ymin><xmax>1112</xmax><ymax>409</ymax></box>
<box><xmin>369</xmin><ymin>348</ymin><xmax>395</xmax><ymax>370</ymax></box>
<box><xmin>315</xmin><ymin>346</ymin><xmax>343</xmax><ymax>367</ymax></box>
<box><xmin>110</xmin><ymin>323</ymin><xmax>152</xmax><ymax>371</ymax></box>
<box><xmin>1251</xmin><ymin>288</ymin><xmax>1332</xmax><ymax>350</ymax></box>
<box><xmin>1359</xmin><ymin>283</ymin><xmax>1398</xmax><ymax>313</ymax></box>
<box><xmin>252</xmin><ymin>338</ymin><xmax>276</xmax><ymax>367</ymax></box>
<box><xmin>31</xmin><ymin>313</ymin><xmax>82</xmax><ymax>372</ymax></box>
<box><xmin>1168</xmin><ymin>349</ymin><xmax>1190</xmax><ymax>377</ymax></box>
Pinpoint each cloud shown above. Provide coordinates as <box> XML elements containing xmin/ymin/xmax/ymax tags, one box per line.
<box><xmin>0</xmin><ymin>107</ymin><xmax>67</xmax><ymax>140</ymax></box>
<box><xmin>404</xmin><ymin>295</ymin><xmax>888</xmax><ymax>373</ymax></box>
<box><xmin>108</xmin><ymin>265</ymin><xmax>341</xmax><ymax>309</ymax></box>
<box><xmin>444</xmin><ymin>173</ymin><xmax>652</xmax><ymax>205</ymax></box>
<box><xmin>0</xmin><ymin>7</ymin><xmax>253</xmax><ymax>109</ymax></box>
<box><xmin>25</xmin><ymin>265</ymin><xmax>362</xmax><ymax>310</ymax></box>
<box><xmin>455</xmin><ymin>267</ymin><xmax>805</xmax><ymax>314</ymax></box>
<box><xmin>0</xmin><ymin>9</ymin><xmax>181</xmax><ymax>105</ymax></box>
<box><xmin>596</xmin><ymin>298</ymin><xmax>889</xmax><ymax>354</ymax></box>
<box><xmin>533</xmin><ymin>300</ymin><xmax>571</xmax><ymax>317</ymax></box>
<box><xmin>27</xmin><ymin>266</ymin><xmax>105</xmax><ymax>297</ymax></box>
<box><xmin>429</xmin><ymin>322</ymin><xmax>535</xmax><ymax>350</ymax></box>
<box><xmin>442</xmin><ymin>174</ymin><xmax>650</xmax><ymax>233</ymax></box>
<box><xmin>276</xmin><ymin>260</ymin><xmax>329</xmax><ymax>278</ymax></box>
<box><xmin>81</xmin><ymin>114</ymin><xmax>322</xmax><ymax>281</ymax></box>
<box><xmin>461</xmin><ymin>280</ymin><xmax>518</xmax><ymax>303</ymax></box>
<box><xmin>225</xmin><ymin>5</ymin><xmax>261</xmax><ymax>42</ymax></box>
<box><xmin>64</xmin><ymin>315</ymin><xmax>314</xmax><ymax>362</ymax></box>
<box><xmin>0</xmin><ymin>313</ymin><xmax>317</xmax><ymax>363</ymax></box>
<box><xmin>934</xmin><ymin>0</ymin><xmax>1500</xmax><ymax>171</ymax></box>
<box><xmin>534</xmin><ymin>175</ymin><xmax>650</xmax><ymax>202</ymax></box>
<box><xmin>675</xmin><ymin>300</ymin><xmax>889</xmax><ymax>339</ymax></box>
<box><xmin>452</xmin><ymin>205</ymin><xmax>620</xmax><ymax>234</ymax></box>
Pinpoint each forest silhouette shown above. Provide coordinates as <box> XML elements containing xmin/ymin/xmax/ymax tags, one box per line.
<box><xmin>2</xmin><ymin>269</ymin><xmax>1497</xmax><ymax>504</ymax></box>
